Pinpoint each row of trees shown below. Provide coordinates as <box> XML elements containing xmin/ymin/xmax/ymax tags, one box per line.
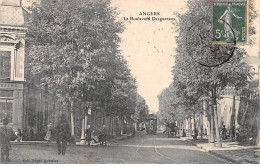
<box><xmin>25</xmin><ymin>0</ymin><xmax>149</xmax><ymax>137</ymax></box>
<box><xmin>158</xmin><ymin>0</ymin><xmax>258</xmax><ymax>146</ymax></box>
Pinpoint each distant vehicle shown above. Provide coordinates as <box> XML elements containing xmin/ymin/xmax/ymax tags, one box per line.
<box><xmin>146</xmin><ymin>114</ymin><xmax>157</xmax><ymax>135</ymax></box>
<box><xmin>164</xmin><ymin>122</ymin><xmax>178</xmax><ymax>138</ymax></box>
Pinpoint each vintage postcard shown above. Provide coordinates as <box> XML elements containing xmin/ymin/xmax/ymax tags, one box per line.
<box><xmin>0</xmin><ymin>0</ymin><xmax>259</xmax><ymax>164</ymax></box>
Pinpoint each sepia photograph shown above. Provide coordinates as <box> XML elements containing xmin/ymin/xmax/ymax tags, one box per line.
<box><xmin>0</xmin><ymin>0</ymin><xmax>259</xmax><ymax>164</ymax></box>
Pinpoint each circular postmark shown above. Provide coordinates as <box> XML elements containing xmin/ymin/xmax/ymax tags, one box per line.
<box><xmin>186</xmin><ymin>17</ymin><xmax>236</xmax><ymax>67</ymax></box>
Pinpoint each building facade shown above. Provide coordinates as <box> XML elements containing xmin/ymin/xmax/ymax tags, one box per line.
<box><xmin>0</xmin><ymin>0</ymin><xmax>26</xmax><ymax>131</ymax></box>
<box><xmin>0</xmin><ymin>0</ymin><xmax>66</xmax><ymax>140</ymax></box>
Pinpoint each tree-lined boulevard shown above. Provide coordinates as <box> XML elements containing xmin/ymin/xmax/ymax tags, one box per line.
<box><xmin>0</xmin><ymin>0</ymin><xmax>259</xmax><ymax>164</ymax></box>
<box><xmin>8</xmin><ymin>132</ymin><xmax>230</xmax><ymax>164</ymax></box>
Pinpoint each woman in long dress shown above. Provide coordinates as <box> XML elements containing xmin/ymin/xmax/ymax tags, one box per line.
<box><xmin>44</xmin><ymin>123</ymin><xmax>53</xmax><ymax>142</ymax></box>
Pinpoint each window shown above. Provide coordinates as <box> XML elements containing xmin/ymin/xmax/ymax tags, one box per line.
<box><xmin>0</xmin><ymin>100</ymin><xmax>13</xmax><ymax>123</ymax></box>
<box><xmin>0</xmin><ymin>51</ymin><xmax>11</xmax><ymax>79</ymax></box>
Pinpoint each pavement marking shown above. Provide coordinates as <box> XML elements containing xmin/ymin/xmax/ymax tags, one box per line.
<box><xmin>153</xmin><ymin>135</ymin><xmax>184</xmax><ymax>164</ymax></box>
<box><xmin>109</xmin><ymin>144</ymin><xmax>201</xmax><ymax>150</ymax></box>
<box><xmin>135</xmin><ymin>137</ymin><xmax>159</xmax><ymax>163</ymax></box>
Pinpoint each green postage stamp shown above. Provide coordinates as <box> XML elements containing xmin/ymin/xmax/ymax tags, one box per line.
<box><xmin>212</xmin><ymin>0</ymin><xmax>248</xmax><ymax>44</ymax></box>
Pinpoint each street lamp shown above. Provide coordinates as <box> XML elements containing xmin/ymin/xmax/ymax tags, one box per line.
<box><xmin>79</xmin><ymin>102</ymin><xmax>91</xmax><ymax>144</ymax></box>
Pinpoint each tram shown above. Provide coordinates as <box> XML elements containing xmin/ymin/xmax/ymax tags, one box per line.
<box><xmin>145</xmin><ymin>114</ymin><xmax>157</xmax><ymax>135</ymax></box>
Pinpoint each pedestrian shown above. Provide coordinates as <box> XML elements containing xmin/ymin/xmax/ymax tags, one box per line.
<box><xmin>231</xmin><ymin>125</ymin><xmax>235</xmax><ymax>141</ymax></box>
<box><xmin>16</xmin><ymin>128</ymin><xmax>22</xmax><ymax>143</ymax></box>
<box><xmin>204</xmin><ymin>128</ymin><xmax>207</xmax><ymax>137</ymax></box>
<box><xmin>85</xmin><ymin>125</ymin><xmax>92</xmax><ymax>146</ymax></box>
<box><xmin>0</xmin><ymin>118</ymin><xmax>17</xmax><ymax>162</ymax></box>
<box><xmin>130</xmin><ymin>125</ymin><xmax>136</xmax><ymax>136</ymax></box>
<box><xmin>29</xmin><ymin>128</ymin><xmax>34</xmax><ymax>140</ymax></box>
<box><xmin>44</xmin><ymin>123</ymin><xmax>53</xmax><ymax>142</ymax></box>
<box><xmin>221</xmin><ymin>125</ymin><xmax>227</xmax><ymax>140</ymax></box>
<box><xmin>182</xmin><ymin>129</ymin><xmax>186</xmax><ymax>137</ymax></box>
<box><xmin>54</xmin><ymin>114</ymin><xmax>70</xmax><ymax>155</ymax></box>
<box><xmin>91</xmin><ymin>129</ymin><xmax>99</xmax><ymax>143</ymax></box>
<box><xmin>99</xmin><ymin>125</ymin><xmax>107</xmax><ymax>145</ymax></box>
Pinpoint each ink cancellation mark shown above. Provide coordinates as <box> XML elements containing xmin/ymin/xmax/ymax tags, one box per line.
<box><xmin>186</xmin><ymin>16</ymin><xmax>237</xmax><ymax>67</ymax></box>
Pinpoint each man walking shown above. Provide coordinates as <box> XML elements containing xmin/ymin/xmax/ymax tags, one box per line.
<box><xmin>85</xmin><ymin>125</ymin><xmax>92</xmax><ymax>146</ymax></box>
<box><xmin>54</xmin><ymin>114</ymin><xmax>70</xmax><ymax>155</ymax></box>
<box><xmin>0</xmin><ymin>118</ymin><xmax>16</xmax><ymax>162</ymax></box>
<box><xmin>221</xmin><ymin>125</ymin><xmax>227</xmax><ymax>140</ymax></box>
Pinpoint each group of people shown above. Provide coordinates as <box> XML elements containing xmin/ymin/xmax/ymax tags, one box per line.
<box><xmin>85</xmin><ymin>125</ymin><xmax>108</xmax><ymax>146</ymax></box>
<box><xmin>0</xmin><ymin>115</ymin><xmax>70</xmax><ymax>163</ymax></box>
<box><xmin>163</xmin><ymin>122</ymin><xmax>179</xmax><ymax>138</ymax></box>
<box><xmin>0</xmin><ymin>118</ymin><xmax>17</xmax><ymax>162</ymax></box>
<box><xmin>0</xmin><ymin>114</ymin><xmax>109</xmax><ymax>162</ymax></box>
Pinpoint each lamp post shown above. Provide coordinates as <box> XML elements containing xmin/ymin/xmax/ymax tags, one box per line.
<box><xmin>79</xmin><ymin>102</ymin><xmax>91</xmax><ymax>144</ymax></box>
<box><xmin>80</xmin><ymin>114</ymin><xmax>85</xmax><ymax>144</ymax></box>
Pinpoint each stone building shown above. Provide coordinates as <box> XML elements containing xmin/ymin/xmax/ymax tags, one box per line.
<box><xmin>0</xmin><ymin>0</ymin><xmax>26</xmax><ymax>130</ymax></box>
<box><xmin>0</xmin><ymin>0</ymin><xmax>67</xmax><ymax>140</ymax></box>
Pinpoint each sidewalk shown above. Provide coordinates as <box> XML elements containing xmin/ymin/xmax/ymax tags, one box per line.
<box><xmin>76</xmin><ymin>133</ymin><xmax>133</xmax><ymax>146</ymax></box>
<box><xmin>181</xmin><ymin>136</ymin><xmax>259</xmax><ymax>164</ymax></box>
<box><xmin>10</xmin><ymin>133</ymin><xmax>134</xmax><ymax>146</ymax></box>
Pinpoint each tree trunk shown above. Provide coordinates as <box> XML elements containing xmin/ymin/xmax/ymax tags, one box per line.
<box><xmin>193</xmin><ymin>110</ymin><xmax>197</xmax><ymax>140</ymax></box>
<box><xmin>70</xmin><ymin>100</ymin><xmax>75</xmax><ymax>137</ymax></box>
<box><xmin>257</xmin><ymin>123</ymin><xmax>260</xmax><ymax>146</ymax></box>
<box><xmin>200</xmin><ymin>112</ymin><xmax>203</xmax><ymax>139</ymax></box>
<box><xmin>111</xmin><ymin>116</ymin><xmax>114</xmax><ymax>135</ymax></box>
<box><xmin>119</xmin><ymin>114</ymin><xmax>123</xmax><ymax>136</ymax></box>
<box><xmin>85</xmin><ymin>111</ymin><xmax>88</xmax><ymax>131</ymax></box>
<box><xmin>209</xmin><ymin>105</ymin><xmax>215</xmax><ymax>143</ymax></box>
<box><xmin>69</xmin><ymin>100</ymin><xmax>76</xmax><ymax>144</ymax></box>
<box><xmin>230</xmin><ymin>96</ymin><xmax>236</xmax><ymax>139</ymax></box>
<box><xmin>212</xmin><ymin>87</ymin><xmax>222</xmax><ymax>148</ymax></box>
<box><xmin>241</xmin><ymin>102</ymin><xmax>249</xmax><ymax>123</ymax></box>
<box><xmin>189</xmin><ymin>117</ymin><xmax>192</xmax><ymax>135</ymax></box>
<box><xmin>109</xmin><ymin>116</ymin><xmax>112</xmax><ymax>135</ymax></box>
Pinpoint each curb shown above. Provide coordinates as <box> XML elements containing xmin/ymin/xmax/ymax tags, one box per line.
<box><xmin>244</xmin><ymin>159</ymin><xmax>259</xmax><ymax>164</ymax></box>
<box><xmin>11</xmin><ymin>134</ymin><xmax>134</xmax><ymax>147</ymax></box>
<box><xmin>181</xmin><ymin>138</ymin><xmax>207</xmax><ymax>152</ymax></box>
<box><xmin>182</xmin><ymin>138</ymin><xmax>238</xmax><ymax>163</ymax></box>
<box><xmin>208</xmin><ymin>150</ymin><xmax>239</xmax><ymax>164</ymax></box>
<box><xmin>181</xmin><ymin>137</ymin><xmax>258</xmax><ymax>164</ymax></box>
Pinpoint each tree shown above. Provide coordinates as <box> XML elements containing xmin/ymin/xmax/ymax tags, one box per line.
<box><xmin>158</xmin><ymin>0</ymin><xmax>255</xmax><ymax>147</ymax></box>
<box><xmin>26</xmin><ymin>0</ymin><xmax>124</xmax><ymax>137</ymax></box>
<box><xmin>134</xmin><ymin>94</ymin><xmax>149</xmax><ymax>122</ymax></box>
<box><xmin>158</xmin><ymin>82</ymin><xmax>200</xmax><ymax>138</ymax></box>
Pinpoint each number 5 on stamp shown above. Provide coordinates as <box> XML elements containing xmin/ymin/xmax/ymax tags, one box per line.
<box><xmin>212</xmin><ymin>0</ymin><xmax>248</xmax><ymax>44</ymax></box>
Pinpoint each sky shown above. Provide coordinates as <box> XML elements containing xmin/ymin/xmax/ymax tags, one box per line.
<box><xmin>111</xmin><ymin>0</ymin><xmax>187</xmax><ymax>113</ymax></box>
